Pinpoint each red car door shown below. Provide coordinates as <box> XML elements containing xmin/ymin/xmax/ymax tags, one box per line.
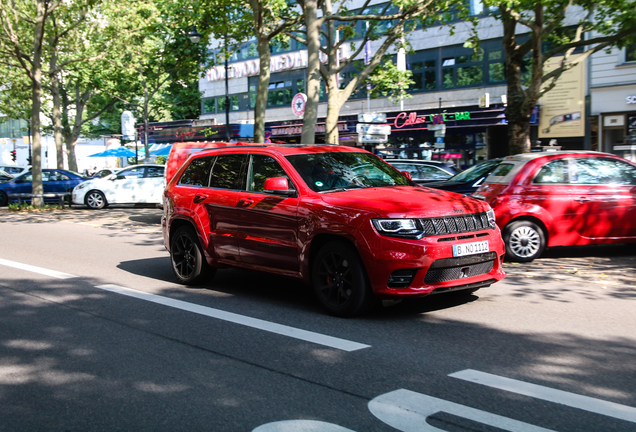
<box><xmin>235</xmin><ymin>153</ymin><xmax>300</xmax><ymax>273</ymax></box>
<box><xmin>570</xmin><ymin>157</ymin><xmax>636</xmax><ymax>239</ymax></box>
<box><xmin>174</xmin><ymin>154</ymin><xmax>246</xmax><ymax>263</ymax></box>
<box><xmin>528</xmin><ymin>158</ymin><xmax>585</xmax><ymax>244</ymax></box>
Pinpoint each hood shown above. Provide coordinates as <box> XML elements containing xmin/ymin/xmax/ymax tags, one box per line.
<box><xmin>318</xmin><ymin>186</ymin><xmax>488</xmax><ymax>219</ymax></box>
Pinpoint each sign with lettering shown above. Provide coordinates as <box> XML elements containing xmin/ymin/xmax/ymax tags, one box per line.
<box><xmin>206</xmin><ymin>50</ymin><xmax>309</xmax><ymax>82</ymax></box>
<box><xmin>356</xmin><ymin>124</ymin><xmax>391</xmax><ymax>135</ymax></box>
<box><xmin>627</xmin><ymin>96</ymin><xmax>636</xmax><ymax>104</ymax></box>
<box><xmin>358</xmin><ymin>113</ymin><xmax>387</xmax><ymax>123</ymax></box>
<box><xmin>394</xmin><ymin>111</ymin><xmax>472</xmax><ymax>129</ymax></box>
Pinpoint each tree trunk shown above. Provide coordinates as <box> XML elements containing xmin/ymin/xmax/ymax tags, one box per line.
<box><xmin>66</xmin><ymin>137</ymin><xmax>78</xmax><ymax>172</ymax></box>
<box><xmin>500</xmin><ymin>4</ymin><xmax>541</xmax><ymax>155</ymax></box>
<box><xmin>301</xmin><ymin>0</ymin><xmax>320</xmax><ymax>144</ymax></box>
<box><xmin>30</xmin><ymin>0</ymin><xmax>46</xmax><ymax>208</ymax></box>
<box><xmin>325</xmin><ymin>75</ymin><xmax>343</xmax><ymax>144</ymax></box>
<box><xmin>254</xmin><ymin>36</ymin><xmax>271</xmax><ymax>143</ymax></box>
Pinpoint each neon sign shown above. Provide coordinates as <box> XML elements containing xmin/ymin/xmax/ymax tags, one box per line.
<box><xmin>394</xmin><ymin>111</ymin><xmax>472</xmax><ymax>128</ymax></box>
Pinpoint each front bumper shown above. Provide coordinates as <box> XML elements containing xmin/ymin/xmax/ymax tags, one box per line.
<box><xmin>358</xmin><ymin>227</ymin><xmax>506</xmax><ymax>298</ymax></box>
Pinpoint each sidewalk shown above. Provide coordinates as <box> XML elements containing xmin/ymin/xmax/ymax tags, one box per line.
<box><xmin>1</xmin><ymin>206</ymin><xmax>634</xmax><ymax>289</ymax></box>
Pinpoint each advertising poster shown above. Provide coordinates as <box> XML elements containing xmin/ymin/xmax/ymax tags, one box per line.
<box><xmin>538</xmin><ymin>54</ymin><xmax>586</xmax><ymax>138</ymax></box>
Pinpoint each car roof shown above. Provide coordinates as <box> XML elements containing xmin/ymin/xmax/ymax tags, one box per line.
<box><xmin>196</xmin><ymin>144</ymin><xmax>366</xmax><ymax>157</ymax></box>
<box><xmin>501</xmin><ymin>151</ymin><xmax>615</xmax><ymax>162</ymax></box>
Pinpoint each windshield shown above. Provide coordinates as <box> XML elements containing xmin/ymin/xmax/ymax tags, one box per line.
<box><xmin>286</xmin><ymin>151</ymin><xmax>413</xmax><ymax>192</ymax></box>
<box><xmin>448</xmin><ymin>159</ymin><xmax>501</xmax><ymax>183</ymax></box>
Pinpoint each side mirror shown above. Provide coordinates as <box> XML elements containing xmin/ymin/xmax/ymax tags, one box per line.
<box><xmin>263</xmin><ymin>177</ymin><xmax>295</xmax><ymax>196</ymax></box>
<box><xmin>401</xmin><ymin>170</ymin><xmax>413</xmax><ymax>181</ymax></box>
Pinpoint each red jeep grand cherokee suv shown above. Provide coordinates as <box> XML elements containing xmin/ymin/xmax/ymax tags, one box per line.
<box><xmin>162</xmin><ymin>144</ymin><xmax>505</xmax><ymax>316</ymax></box>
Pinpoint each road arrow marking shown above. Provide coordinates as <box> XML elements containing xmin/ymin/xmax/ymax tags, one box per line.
<box><xmin>450</xmin><ymin>369</ymin><xmax>636</xmax><ymax>423</ymax></box>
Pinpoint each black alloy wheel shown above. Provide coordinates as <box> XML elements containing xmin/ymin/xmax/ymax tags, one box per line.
<box><xmin>503</xmin><ymin>220</ymin><xmax>547</xmax><ymax>262</ymax></box>
<box><xmin>170</xmin><ymin>226</ymin><xmax>215</xmax><ymax>285</ymax></box>
<box><xmin>0</xmin><ymin>191</ymin><xmax>7</xmax><ymax>207</ymax></box>
<box><xmin>312</xmin><ymin>240</ymin><xmax>375</xmax><ymax>317</ymax></box>
<box><xmin>85</xmin><ymin>190</ymin><xmax>107</xmax><ymax>210</ymax></box>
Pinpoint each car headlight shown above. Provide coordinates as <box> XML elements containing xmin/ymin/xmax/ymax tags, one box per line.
<box><xmin>372</xmin><ymin>219</ymin><xmax>424</xmax><ymax>239</ymax></box>
<box><xmin>486</xmin><ymin>208</ymin><xmax>496</xmax><ymax>228</ymax></box>
<box><xmin>75</xmin><ymin>182</ymin><xmax>89</xmax><ymax>190</ymax></box>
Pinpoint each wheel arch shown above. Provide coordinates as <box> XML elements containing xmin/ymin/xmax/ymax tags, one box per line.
<box><xmin>504</xmin><ymin>215</ymin><xmax>549</xmax><ymax>242</ymax></box>
<box><xmin>168</xmin><ymin>217</ymin><xmax>199</xmax><ymax>252</ymax></box>
<box><xmin>307</xmin><ymin>233</ymin><xmax>367</xmax><ymax>281</ymax></box>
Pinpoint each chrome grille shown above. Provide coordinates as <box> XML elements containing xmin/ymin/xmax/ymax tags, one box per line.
<box><xmin>420</xmin><ymin>212</ymin><xmax>491</xmax><ymax>236</ymax></box>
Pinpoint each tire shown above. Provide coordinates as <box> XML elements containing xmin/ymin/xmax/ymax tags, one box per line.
<box><xmin>170</xmin><ymin>226</ymin><xmax>215</xmax><ymax>285</ymax></box>
<box><xmin>503</xmin><ymin>220</ymin><xmax>546</xmax><ymax>262</ymax></box>
<box><xmin>0</xmin><ymin>191</ymin><xmax>7</xmax><ymax>207</ymax></box>
<box><xmin>85</xmin><ymin>190</ymin><xmax>107</xmax><ymax>210</ymax></box>
<box><xmin>311</xmin><ymin>240</ymin><xmax>375</xmax><ymax>317</ymax></box>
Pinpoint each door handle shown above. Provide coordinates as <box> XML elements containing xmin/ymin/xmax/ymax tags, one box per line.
<box><xmin>574</xmin><ymin>197</ymin><xmax>590</xmax><ymax>203</ymax></box>
<box><xmin>193</xmin><ymin>193</ymin><xmax>209</xmax><ymax>203</ymax></box>
<box><xmin>238</xmin><ymin>198</ymin><xmax>254</xmax><ymax>207</ymax></box>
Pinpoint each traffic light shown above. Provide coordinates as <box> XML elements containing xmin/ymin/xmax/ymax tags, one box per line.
<box><xmin>10</xmin><ymin>150</ymin><xmax>16</xmax><ymax>162</ymax></box>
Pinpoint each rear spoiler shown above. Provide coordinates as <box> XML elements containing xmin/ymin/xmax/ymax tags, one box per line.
<box><xmin>165</xmin><ymin>141</ymin><xmax>255</xmax><ymax>184</ymax></box>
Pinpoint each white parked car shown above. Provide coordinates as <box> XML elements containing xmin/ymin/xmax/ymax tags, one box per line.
<box><xmin>72</xmin><ymin>164</ymin><xmax>165</xmax><ymax>209</ymax></box>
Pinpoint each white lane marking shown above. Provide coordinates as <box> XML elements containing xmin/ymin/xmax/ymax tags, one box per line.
<box><xmin>0</xmin><ymin>258</ymin><xmax>77</xmax><ymax>279</ymax></box>
<box><xmin>95</xmin><ymin>284</ymin><xmax>370</xmax><ymax>352</ymax></box>
<box><xmin>253</xmin><ymin>420</ymin><xmax>355</xmax><ymax>431</ymax></box>
<box><xmin>450</xmin><ymin>369</ymin><xmax>636</xmax><ymax>423</ymax></box>
<box><xmin>369</xmin><ymin>389</ymin><xmax>555</xmax><ymax>432</ymax></box>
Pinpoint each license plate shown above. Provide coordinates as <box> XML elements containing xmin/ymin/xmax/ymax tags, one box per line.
<box><xmin>453</xmin><ymin>240</ymin><xmax>489</xmax><ymax>257</ymax></box>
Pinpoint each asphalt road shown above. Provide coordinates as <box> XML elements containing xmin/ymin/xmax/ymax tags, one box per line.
<box><xmin>1</xmin><ymin>207</ymin><xmax>635</xmax><ymax>431</ymax></box>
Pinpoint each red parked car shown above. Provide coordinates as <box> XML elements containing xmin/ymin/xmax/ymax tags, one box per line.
<box><xmin>162</xmin><ymin>143</ymin><xmax>506</xmax><ymax>316</ymax></box>
<box><xmin>473</xmin><ymin>151</ymin><xmax>636</xmax><ymax>262</ymax></box>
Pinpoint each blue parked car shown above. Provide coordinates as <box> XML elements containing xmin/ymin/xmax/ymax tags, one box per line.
<box><xmin>0</xmin><ymin>169</ymin><xmax>89</xmax><ymax>206</ymax></box>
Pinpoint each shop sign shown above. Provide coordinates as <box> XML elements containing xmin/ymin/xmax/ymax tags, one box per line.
<box><xmin>394</xmin><ymin>111</ymin><xmax>471</xmax><ymax>129</ymax></box>
<box><xmin>627</xmin><ymin>95</ymin><xmax>636</xmax><ymax>104</ymax></box>
<box><xmin>358</xmin><ymin>113</ymin><xmax>386</xmax><ymax>123</ymax></box>
<box><xmin>206</xmin><ymin>50</ymin><xmax>308</xmax><ymax>82</ymax></box>
<box><xmin>359</xmin><ymin>134</ymin><xmax>388</xmax><ymax>143</ymax></box>
<box><xmin>356</xmin><ymin>124</ymin><xmax>391</xmax><ymax>135</ymax></box>
<box><xmin>271</xmin><ymin>122</ymin><xmax>348</xmax><ymax>136</ymax></box>
<box><xmin>291</xmin><ymin>93</ymin><xmax>307</xmax><ymax>117</ymax></box>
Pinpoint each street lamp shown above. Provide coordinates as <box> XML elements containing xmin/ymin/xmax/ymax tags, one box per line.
<box><xmin>188</xmin><ymin>26</ymin><xmax>202</xmax><ymax>44</ymax></box>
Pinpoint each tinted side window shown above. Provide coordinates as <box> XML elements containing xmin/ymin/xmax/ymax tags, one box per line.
<box><xmin>210</xmin><ymin>154</ymin><xmax>246</xmax><ymax>190</ymax></box>
<box><xmin>572</xmin><ymin>158</ymin><xmax>636</xmax><ymax>185</ymax></box>
<box><xmin>119</xmin><ymin>168</ymin><xmax>144</xmax><ymax>178</ymax></box>
<box><xmin>179</xmin><ymin>157</ymin><xmax>214</xmax><ymax>186</ymax></box>
<box><xmin>533</xmin><ymin>159</ymin><xmax>569</xmax><ymax>184</ymax></box>
<box><xmin>249</xmin><ymin>155</ymin><xmax>292</xmax><ymax>192</ymax></box>
<box><xmin>419</xmin><ymin>165</ymin><xmax>452</xmax><ymax>180</ymax></box>
<box><xmin>147</xmin><ymin>166</ymin><xmax>165</xmax><ymax>178</ymax></box>
<box><xmin>490</xmin><ymin>163</ymin><xmax>513</xmax><ymax>178</ymax></box>
<box><xmin>50</xmin><ymin>171</ymin><xmax>70</xmax><ymax>181</ymax></box>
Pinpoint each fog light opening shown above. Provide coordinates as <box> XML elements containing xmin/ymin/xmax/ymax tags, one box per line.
<box><xmin>388</xmin><ymin>269</ymin><xmax>417</xmax><ymax>288</ymax></box>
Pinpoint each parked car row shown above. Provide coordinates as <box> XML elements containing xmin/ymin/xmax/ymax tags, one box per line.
<box><xmin>0</xmin><ymin>164</ymin><xmax>165</xmax><ymax>208</ymax></box>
